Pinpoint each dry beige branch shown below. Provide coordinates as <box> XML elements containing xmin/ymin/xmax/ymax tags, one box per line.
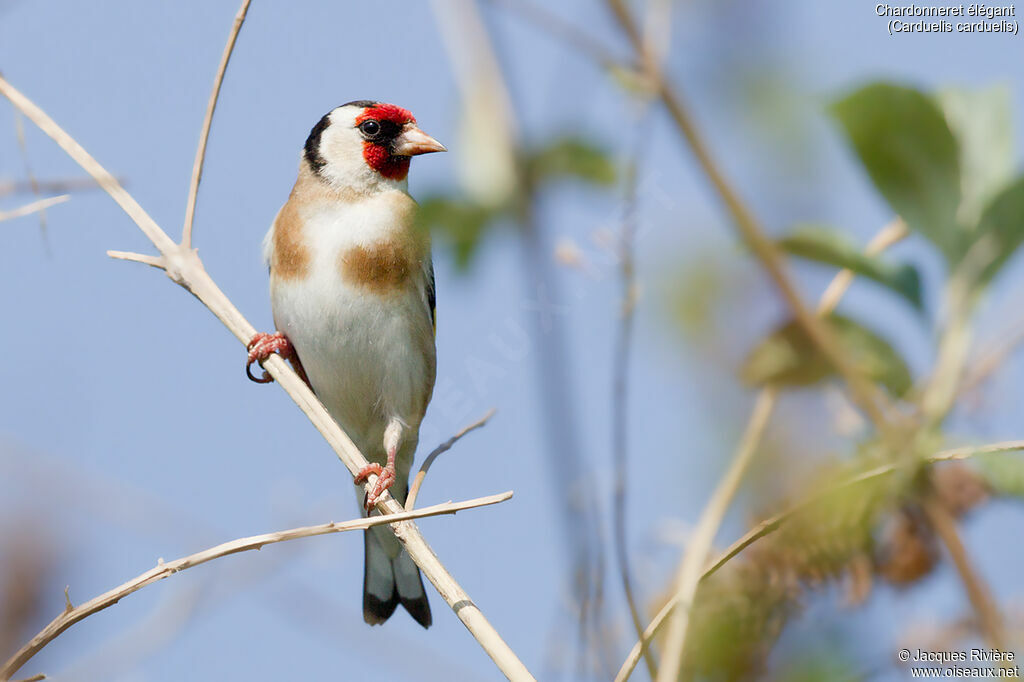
<box><xmin>616</xmin><ymin>221</ymin><xmax>909</xmax><ymax>682</ymax></box>
<box><xmin>0</xmin><ymin>195</ymin><xmax>68</xmax><ymax>223</ymax></box>
<box><xmin>0</xmin><ymin>61</ymin><xmax>533</xmax><ymax>682</ymax></box>
<box><xmin>181</xmin><ymin>0</ymin><xmax>251</xmax><ymax>249</ymax></box>
<box><xmin>0</xmin><ymin>493</ymin><xmax>512</xmax><ymax>680</ymax></box>
<box><xmin>406</xmin><ymin>409</ymin><xmax>496</xmax><ymax>511</ymax></box>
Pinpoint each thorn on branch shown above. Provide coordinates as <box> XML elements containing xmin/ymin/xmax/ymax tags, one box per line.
<box><xmin>406</xmin><ymin>409</ymin><xmax>497</xmax><ymax>510</ymax></box>
<box><xmin>107</xmin><ymin>250</ymin><xmax>165</xmax><ymax>270</ymax></box>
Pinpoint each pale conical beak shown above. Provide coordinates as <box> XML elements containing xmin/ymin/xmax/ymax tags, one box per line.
<box><xmin>393</xmin><ymin>126</ymin><xmax>447</xmax><ymax>156</ymax></box>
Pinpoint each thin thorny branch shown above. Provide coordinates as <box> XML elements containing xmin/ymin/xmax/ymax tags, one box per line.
<box><xmin>406</xmin><ymin>409</ymin><xmax>496</xmax><ymax>511</ymax></box>
<box><xmin>0</xmin><ymin>493</ymin><xmax>513</xmax><ymax>680</ymax></box>
<box><xmin>704</xmin><ymin>440</ymin><xmax>1024</xmax><ymax>590</ymax></box>
<box><xmin>0</xmin><ymin>3</ymin><xmax>534</xmax><ymax>678</ymax></box>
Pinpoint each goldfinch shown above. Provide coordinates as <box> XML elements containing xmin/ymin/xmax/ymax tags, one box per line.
<box><xmin>247</xmin><ymin>101</ymin><xmax>445</xmax><ymax>628</ymax></box>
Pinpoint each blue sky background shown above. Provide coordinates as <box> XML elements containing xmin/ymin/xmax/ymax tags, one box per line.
<box><xmin>1</xmin><ymin>1</ymin><xmax>1024</xmax><ymax>680</ymax></box>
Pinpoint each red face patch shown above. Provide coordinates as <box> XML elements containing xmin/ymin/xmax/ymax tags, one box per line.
<box><xmin>355</xmin><ymin>103</ymin><xmax>415</xmax><ymax>127</ymax></box>
<box><xmin>361</xmin><ymin>143</ymin><xmax>411</xmax><ymax>180</ymax></box>
<box><xmin>356</xmin><ymin>103</ymin><xmax>416</xmax><ymax>180</ymax></box>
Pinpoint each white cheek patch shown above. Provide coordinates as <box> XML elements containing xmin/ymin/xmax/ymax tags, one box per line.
<box><xmin>313</xmin><ymin>107</ymin><xmax>408</xmax><ymax>195</ymax></box>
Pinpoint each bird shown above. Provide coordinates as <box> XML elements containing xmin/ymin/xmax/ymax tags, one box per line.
<box><xmin>247</xmin><ymin>100</ymin><xmax>445</xmax><ymax>628</ymax></box>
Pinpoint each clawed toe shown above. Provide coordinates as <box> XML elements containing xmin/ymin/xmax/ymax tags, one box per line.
<box><xmin>246</xmin><ymin>332</ymin><xmax>294</xmax><ymax>383</ymax></box>
<box><xmin>355</xmin><ymin>463</ymin><xmax>396</xmax><ymax>510</ymax></box>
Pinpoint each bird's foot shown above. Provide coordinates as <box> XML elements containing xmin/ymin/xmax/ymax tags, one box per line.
<box><xmin>355</xmin><ymin>462</ymin><xmax>397</xmax><ymax>510</ymax></box>
<box><xmin>246</xmin><ymin>332</ymin><xmax>296</xmax><ymax>384</ymax></box>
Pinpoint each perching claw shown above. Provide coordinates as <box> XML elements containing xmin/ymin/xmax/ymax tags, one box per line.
<box><xmin>246</xmin><ymin>331</ymin><xmax>298</xmax><ymax>384</ymax></box>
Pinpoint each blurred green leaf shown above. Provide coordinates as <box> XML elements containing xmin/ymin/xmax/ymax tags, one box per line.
<box><xmin>670</xmin><ymin>253</ymin><xmax>729</xmax><ymax>339</ymax></box>
<box><xmin>967</xmin><ymin>176</ymin><xmax>1024</xmax><ymax>287</ymax></box>
<box><xmin>682</xmin><ymin>564</ymin><xmax>796</xmax><ymax>681</ymax></box>
<box><xmin>938</xmin><ymin>86</ymin><xmax>1014</xmax><ymax>229</ymax></box>
<box><xmin>524</xmin><ymin>137</ymin><xmax>616</xmax><ymax>189</ymax></box>
<box><xmin>741</xmin><ymin>314</ymin><xmax>911</xmax><ymax>396</ymax></box>
<box><xmin>975</xmin><ymin>452</ymin><xmax>1024</xmax><ymax>498</ymax></box>
<box><xmin>831</xmin><ymin>83</ymin><xmax>962</xmax><ymax>262</ymax></box>
<box><xmin>417</xmin><ymin>197</ymin><xmax>500</xmax><ymax>271</ymax></box>
<box><xmin>778</xmin><ymin>224</ymin><xmax>923</xmax><ymax>310</ymax></box>
<box><xmin>607</xmin><ymin>63</ymin><xmax>653</xmax><ymax>98</ymax></box>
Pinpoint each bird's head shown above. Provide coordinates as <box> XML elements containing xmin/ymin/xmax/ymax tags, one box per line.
<box><xmin>302</xmin><ymin>100</ymin><xmax>445</xmax><ymax>193</ymax></box>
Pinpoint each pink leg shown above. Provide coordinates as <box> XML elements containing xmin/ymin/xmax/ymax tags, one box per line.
<box><xmin>246</xmin><ymin>332</ymin><xmax>308</xmax><ymax>385</ymax></box>
<box><xmin>354</xmin><ymin>447</ymin><xmax>397</xmax><ymax>510</ymax></box>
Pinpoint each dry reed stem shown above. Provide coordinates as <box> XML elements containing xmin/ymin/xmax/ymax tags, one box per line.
<box><xmin>181</xmin><ymin>0</ymin><xmax>251</xmax><ymax>249</ymax></box>
<box><xmin>0</xmin><ymin>57</ymin><xmax>533</xmax><ymax>682</ymax></box>
<box><xmin>0</xmin><ymin>195</ymin><xmax>68</xmax><ymax>223</ymax></box>
<box><xmin>0</xmin><ymin>493</ymin><xmax>512</xmax><ymax>680</ymax></box>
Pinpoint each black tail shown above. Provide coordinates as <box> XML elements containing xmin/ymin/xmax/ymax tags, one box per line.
<box><xmin>363</xmin><ymin>529</ymin><xmax>432</xmax><ymax>628</ymax></box>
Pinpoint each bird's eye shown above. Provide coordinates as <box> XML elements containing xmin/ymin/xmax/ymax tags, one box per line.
<box><xmin>359</xmin><ymin>120</ymin><xmax>381</xmax><ymax>137</ymax></box>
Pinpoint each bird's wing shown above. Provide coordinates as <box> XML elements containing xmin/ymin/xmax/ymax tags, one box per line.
<box><xmin>262</xmin><ymin>203</ymin><xmax>284</xmax><ymax>274</ymax></box>
<box><xmin>425</xmin><ymin>255</ymin><xmax>436</xmax><ymax>336</ymax></box>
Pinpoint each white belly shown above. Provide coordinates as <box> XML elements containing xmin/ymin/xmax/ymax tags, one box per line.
<box><xmin>266</xmin><ymin>191</ymin><xmax>435</xmax><ymax>467</ymax></box>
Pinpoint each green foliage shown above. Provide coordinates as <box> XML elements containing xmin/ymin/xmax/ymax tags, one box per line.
<box><xmin>831</xmin><ymin>83</ymin><xmax>963</xmax><ymax>262</ymax></box>
<box><xmin>975</xmin><ymin>451</ymin><xmax>1024</xmax><ymax>498</ymax></box>
<box><xmin>938</xmin><ymin>86</ymin><xmax>1014</xmax><ymax>229</ymax></box>
<box><xmin>682</xmin><ymin>563</ymin><xmax>797</xmax><ymax>681</ymax></box>
<box><xmin>417</xmin><ymin>197</ymin><xmax>500</xmax><ymax>271</ymax></box>
<box><xmin>524</xmin><ymin>137</ymin><xmax>617</xmax><ymax>189</ymax></box>
<box><xmin>778</xmin><ymin>224</ymin><xmax>923</xmax><ymax>310</ymax></box>
<box><xmin>968</xmin><ymin>177</ymin><xmax>1024</xmax><ymax>287</ymax></box>
<box><xmin>741</xmin><ymin>314</ymin><xmax>912</xmax><ymax>396</ymax></box>
<box><xmin>681</xmin><ymin>459</ymin><xmax>903</xmax><ymax>680</ymax></box>
<box><xmin>420</xmin><ymin>135</ymin><xmax>615</xmax><ymax>271</ymax></box>
<box><xmin>832</xmin><ymin>81</ymin><xmax>1024</xmax><ymax>292</ymax></box>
